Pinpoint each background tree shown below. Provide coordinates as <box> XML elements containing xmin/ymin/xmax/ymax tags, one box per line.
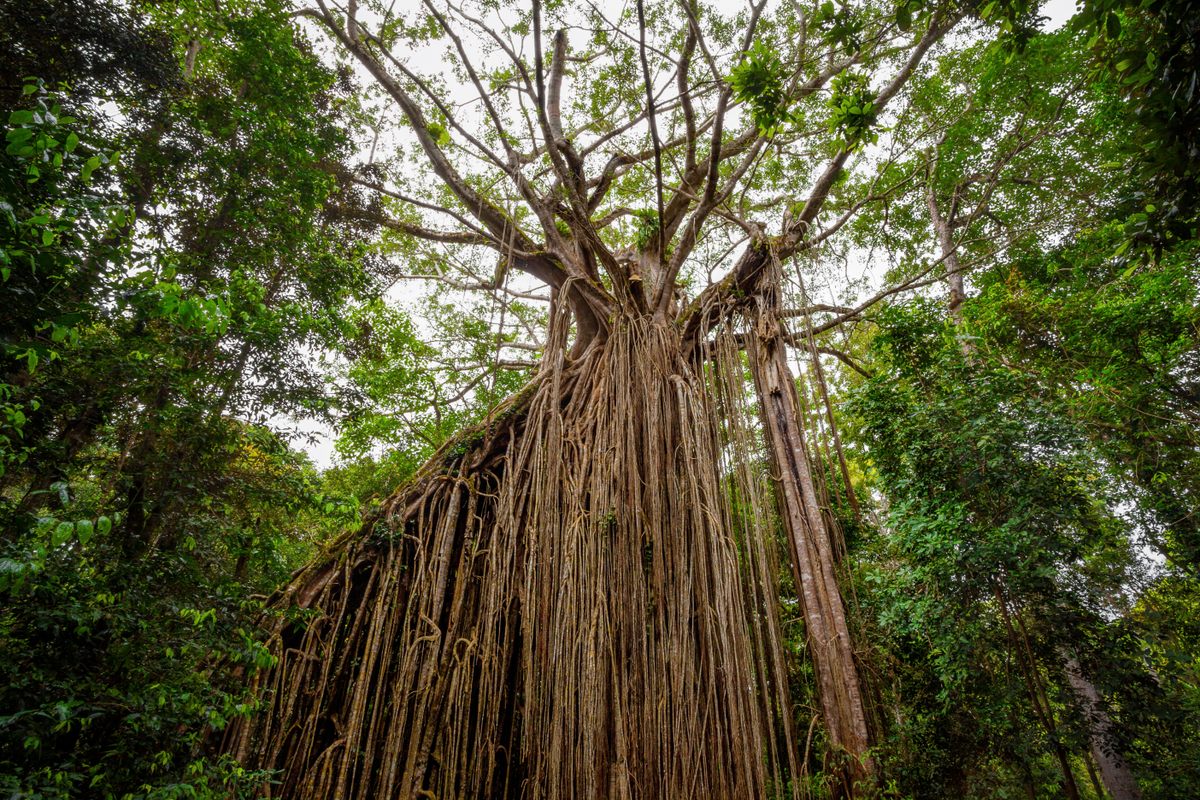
<box><xmin>0</xmin><ymin>1</ymin><xmax>391</xmax><ymax>795</ymax></box>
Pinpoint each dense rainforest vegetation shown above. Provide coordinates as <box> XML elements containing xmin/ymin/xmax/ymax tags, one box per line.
<box><xmin>0</xmin><ymin>0</ymin><xmax>1196</xmax><ymax>797</ymax></box>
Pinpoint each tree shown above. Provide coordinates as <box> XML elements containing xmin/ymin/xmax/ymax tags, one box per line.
<box><xmin>215</xmin><ymin>1</ymin><xmax>1006</xmax><ymax>797</ymax></box>
<box><xmin>831</xmin><ymin>12</ymin><xmax>1197</xmax><ymax>800</ymax></box>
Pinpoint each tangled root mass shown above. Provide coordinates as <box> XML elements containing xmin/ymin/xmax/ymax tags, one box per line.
<box><xmin>224</xmin><ymin>318</ymin><xmax>810</xmax><ymax>799</ymax></box>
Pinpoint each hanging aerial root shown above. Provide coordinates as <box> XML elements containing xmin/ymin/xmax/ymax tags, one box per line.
<box><xmin>223</xmin><ymin>318</ymin><xmax>804</xmax><ymax>799</ymax></box>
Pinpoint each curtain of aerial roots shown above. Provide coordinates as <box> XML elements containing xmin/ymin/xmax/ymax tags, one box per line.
<box><xmin>222</xmin><ymin>314</ymin><xmax>807</xmax><ymax>799</ymax></box>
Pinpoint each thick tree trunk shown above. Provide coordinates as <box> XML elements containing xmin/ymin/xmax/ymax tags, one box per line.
<box><xmin>1065</xmin><ymin>657</ymin><xmax>1143</xmax><ymax>800</ymax></box>
<box><xmin>746</xmin><ymin>310</ymin><xmax>874</xmax><ymax>786</ymax></box>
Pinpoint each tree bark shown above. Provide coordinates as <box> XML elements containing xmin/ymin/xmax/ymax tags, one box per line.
<box><xmin>925</xmin><ymin>175</ymin><xmax>966</xmax><ymax>321</ymax></box>
<box><xmin>747</xmin><ymin>309</ymin><xmax>874</xmax><ymax>786</ymax></box>
<box><xmin>1065</xmin><ymin>657</ymin><xmax>1143</xmax><ymax>800</ymax></box>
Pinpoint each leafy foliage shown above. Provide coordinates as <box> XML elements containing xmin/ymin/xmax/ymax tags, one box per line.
<box><xmin>0</xmin><ymin>1</ymin><xmax>380</xmax><ymax>795</ymax></box>
<box><xmin>825</xmin><ymin>72</ymin><xmax>879</xmax><ymax>149</ymax></box>
<box><xmin>728</xmin><ymin>43</ymin><xmax>793</xmax><ymax>136</ymax></box>
<box><xmin>848</xmin><ymin>300</ymin><xmax>1199</xmax><ymax>798</ymax></box>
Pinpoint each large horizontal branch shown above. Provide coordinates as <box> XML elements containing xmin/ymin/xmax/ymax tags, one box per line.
<box><xmin>344</xmin><ymin>206</ymin><xmax>496</xmax><ymax>246</ymax></box>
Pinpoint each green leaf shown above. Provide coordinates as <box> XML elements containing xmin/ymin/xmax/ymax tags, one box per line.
<box><xmin>6</xmin><ymin>127</ymin><xmax>33</xmax><ymax>146</ymax></box>
<box><xmin>76</xmin><ymin>519</ymin><xmax>94</xmax><ymax>545</ymax></box>
<box><xmin>52</xmin><ymin>522</ymin><xmax>74</xmax><ymax>547</ymax></box>
<box><xmin>81</xmin><ymin>155</ymin><xmax>102</xmax><ymax>183</ymax></box>
<box><xmin>427</xmin><ymin>122</ymin><xmax>451</xmax><ymax>147</ymax></box>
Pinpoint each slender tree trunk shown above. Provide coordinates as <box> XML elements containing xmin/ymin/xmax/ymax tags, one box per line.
<box><xmin>925</xmin><ymin>153</ymin><xmax>966</xmax><ymax>323</ymax></box>
<box><xmin>747</xmin><ymin>308</ymin><xmax>874</xmax><ymax>785</ymax></box>
<box><xmin>994</xmin><ymin>582</ymin><xmax>1083</xmax><ymax>800</ymax></box>
<box><xmin>117</xmin><ymin>379</ymin><xmax>174</xmax><ymax>556</ymax></box>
